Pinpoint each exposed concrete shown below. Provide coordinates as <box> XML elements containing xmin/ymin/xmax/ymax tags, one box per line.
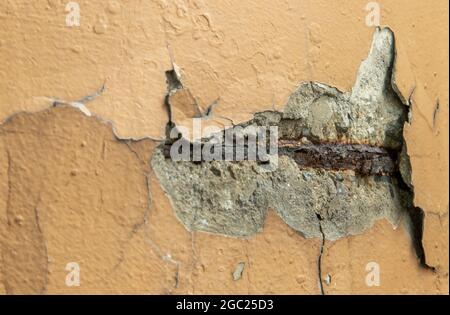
<box><xmin>152</xmin><ymin>28</ymin><xmax>411</xmax><ymax>241</ymax></box>
<box><xmin>152</xmin><ymin>150</ymin><xmax>409</xmax><ymax>240</ymax></box>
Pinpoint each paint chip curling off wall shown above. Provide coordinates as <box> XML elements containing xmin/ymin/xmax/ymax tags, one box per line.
<box><xmin>152</xmin><ymin>28</ymin><xmax>419</xmax><ymax>242</ymax></box>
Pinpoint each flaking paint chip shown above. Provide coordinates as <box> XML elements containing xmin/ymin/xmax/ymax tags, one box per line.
<box><xmin>233</xmin><ymin>262</ymin><xmax>245</xmax><ymax>281</ymax></box>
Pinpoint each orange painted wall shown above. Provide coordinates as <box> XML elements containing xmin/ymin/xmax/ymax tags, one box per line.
<box><xmin>0</xmin><ymin>0</ymin><xmax>448</xmax><ymax>294</ymax></box>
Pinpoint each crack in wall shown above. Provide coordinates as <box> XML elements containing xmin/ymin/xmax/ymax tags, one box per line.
<box><xmin>407</xmin><ymin>207</ymin><xmax>435</xmax><ymax>270</ymax></box>
<box><xmin>33</xmin><ymin>194</ymin><xmax>49</xmax><ymax>294</ymax></box>
<box><xmin>5</xmin><ymin>150</ymin><xmax>12</xmax><ymax>226</ymax></box>
<box><xmin>2</xmin><ymin>150</ymin><xmax>12</xmax><ymax>294</ymax></box>
<box><xmin>316</xmin><ymin>214</ymin><xmax>325</xmax><ymax>295</ymax></box>
<box><xmin>122</xmin><ymin>141</ymin><xmax>183</xmax><ymax>291</ymax></box>
<box><xmin>1</xmin><ymin>155</ymin><xmax>49</xmax><ymax>294</ymax></box>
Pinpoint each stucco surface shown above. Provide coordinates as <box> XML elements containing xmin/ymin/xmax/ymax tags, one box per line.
<box><xmin>0</xmin><ymin>0</ymin><xmax>448</xmax><ymax>294</ymax></box>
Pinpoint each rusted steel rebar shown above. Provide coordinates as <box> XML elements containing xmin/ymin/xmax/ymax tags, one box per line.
<box><xmin>278</xmin><ymin>140</ymin><xmax>397</xmax><ymax>175</ymax></box>
<box><xmin>163</xmin><ymin>137</ymin><xmax>397</xmax><ymax>176</ymax></box>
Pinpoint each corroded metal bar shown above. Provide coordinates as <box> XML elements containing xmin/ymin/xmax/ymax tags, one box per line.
<box><xmin>278</xmin><ymin>140</ymin><xmax>397</xmax><ymax>175</ymax></box>
<box><xmin>163</xmin><ymin>138</ymin><xmax>397</xmax><ymax>175</ymax></box>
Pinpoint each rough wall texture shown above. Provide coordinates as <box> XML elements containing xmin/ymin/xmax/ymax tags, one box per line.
<box><xmin>0</xmin><ymin>0</ymin><xmax>448</xmax><ymax>294</ymax></box>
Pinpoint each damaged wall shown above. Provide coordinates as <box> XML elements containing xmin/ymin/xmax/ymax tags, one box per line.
<box><xmin>0</xmin><ymin>0</ymin><xmax>448</xmax><ymax>294</ymax></box>
<box><xmin>152</xmin><ymin>29</ymin><xmax>411</xmax><ymax>242</ymax></box>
